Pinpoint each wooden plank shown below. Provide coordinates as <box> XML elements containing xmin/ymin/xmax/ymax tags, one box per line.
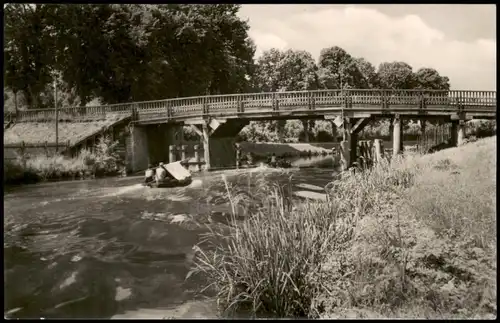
<box><xmin>184</xmin><ymin>118</ymin><xmax>205</xmax><ymax>125</ymax></box>
<box><xmin>189</xmin><ymin>124</ymin><xmax>203</xmax><ymax>137</ymax></box>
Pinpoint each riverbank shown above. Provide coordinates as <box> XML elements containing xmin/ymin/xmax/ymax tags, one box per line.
<box><xmin>238</xmin><ymin>142</ymin><xmax>336</xmax><ymax>158</ymax></box>
<box><xmin>3</xmin><ymin>138</ymin><xmax>124</xmax><ymax>186</ymax></box>
<box><xmin>191</xmin><ymin>136</ymin><xmax>496</xmax><ymax>319</ymax></box>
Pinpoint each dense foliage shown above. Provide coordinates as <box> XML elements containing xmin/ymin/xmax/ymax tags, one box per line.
<box><xmin>4</xmin><ymin>4</ymin><xmax>255</xmax><ymax>110</ymax></box>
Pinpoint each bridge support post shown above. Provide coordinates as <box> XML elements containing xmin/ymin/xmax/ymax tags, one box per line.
<box><xmin>450</xmin><ymin>121</ymin><xmax>458</xmax><ymax>146</ymax></box>
<box><xmin>349</xmin><ymin>131</ymin><xmax>358</xmax><ymax>168</ymax></box>
<box><xmin>400</xmin><ymin>119</ymin><xmax>405</xmax><ymax>153</ymax></box>
<box><xmin>330</xmin><ymin>121</ymin><xmax>338</xmax><ymax>143</ymax></box>
<box><xmin>169</xmin><ymin>145</ymin><xmax>176</xmax><ymax>163</ymax></box>
<box><xmin>202</xmin><ymin>123</ymin><xmax>211</xmax><ymax>171</ymax></box>
<box><xmin>340</xmin><ymin>140</ymin><xmax>350</xmax><ymax>171</ymax></box>
<box><xmin>194</xmin><ymin>145</ymin><xmax>201</xmax><ymax>172</ymax></box>
<box><xmin>392</xmin><ymin>114</ymin><xmax>402</xmax><ymax>158</ymax></box>
<box><xmin>457</xmin><ymin>120</ymin><xmax>466</xmax><ymax>146</ymax></box>
<box><xmin>277</xmin><ymin>120</ymin><xmax>286</xmax><ymax>143</ymax></box>
<box><xmin>302</xmin><ymin>120</ymin><xmax>310</xmax><ymax>142</ymax></box>
<box><xmin>181</xmin><ymin>145</ymin><xmax>187</xmax><ymax>161</ymax></box>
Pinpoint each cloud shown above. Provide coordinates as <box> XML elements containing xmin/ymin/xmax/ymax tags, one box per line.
<box><xmin>240</xmin><ymin>5</ymin><xmax>496</xmax><ymax>90</ymax></box>
<box><xmin>248</xmin><ymin>30</ymin><xmax>288</xmax><ymax>58</ymax></box>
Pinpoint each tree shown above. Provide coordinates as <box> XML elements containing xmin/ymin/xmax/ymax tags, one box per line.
<box><xmin>253</xmin><ymin>49</ymin><xmax>285</xmax><ymax>92</ymax></box>
<box><xmin>353</xmin><ymin>57</ymin><xmax>379</xmax><ymax>89</ymax></box>
<box><xmin>413</xmin><ymin>67</ymin><xmax>450</xmax><ymax>90</ymax></box>
<box><xmin>278</xmin><ymin>50</ymin><xmax>319</xmax><ymax>91</ymax></box>
<box><xmin>4</xmin><ymin>4</ymin><xmax>55</xmax><ymax>109</ymax></box>
<box><xmin>377</xmin><ymin>61</ymin><xmax>415</xmax><ymax>89</ymax></box>
<box><xmin>317</xmin><ymin>46</ymin><xmax>366</xmax><ymax>89</ymax></box>
<box><xmin>145</xmin><ymin>4</ymin><xmax>255</xmax><ymax>98</ymax></box>
<box><xmin>250</xmin><ymin>48</ymin><xmax>320</xmax><ymax>141</ymax></box>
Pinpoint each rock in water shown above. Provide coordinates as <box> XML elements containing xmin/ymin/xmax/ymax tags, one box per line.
<box><xmin>295</xmin><ymin>183</ymin><xmax>324</xmax><ymax>192</ymax></box>
<box><xmin>293</xmin><ymin>190</ymin><xmax>327</xmax><ymax>201</ymax></box>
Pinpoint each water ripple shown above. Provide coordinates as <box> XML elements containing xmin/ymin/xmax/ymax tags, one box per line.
<box><xmin>4</xmin><ymin>163</ymin><xmax>335</xmax><ymax>318</ymax></box>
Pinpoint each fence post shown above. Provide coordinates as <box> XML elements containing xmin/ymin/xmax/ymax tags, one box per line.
<box><xmin>44</xmin><ymin>141</ymin><xmax>49</xmax><ymax>157</ymax></box>
<box><xmin>194</xmin><ymin>145</ymin><xmax>201</xmax><ymax>172</ymax></box>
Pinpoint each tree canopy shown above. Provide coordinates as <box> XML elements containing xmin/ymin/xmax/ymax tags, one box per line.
<box><xmin>4</xmin><ymin>3</ymin><xmax>255</xmax><ymax>109</ymax></box>
<box><xmin>4</xmin><ymin>3</ymin><xmax>452</xmax><ymax>116</ymax></box>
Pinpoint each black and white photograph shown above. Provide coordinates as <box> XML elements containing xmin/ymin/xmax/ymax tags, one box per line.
<box><xmin>3</xmin><ymin>3</ymin><xmax>496</xmax><ymax>319</ymax></box>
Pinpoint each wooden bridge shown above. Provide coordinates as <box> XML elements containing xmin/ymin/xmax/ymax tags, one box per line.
<box><xmin>4</xmin><ymin>89</ymin><xmax>496</xmax><ymax>172</ymax></box>
<box><xmin>5</xmin><ymin>89</ymin><xmax>497</xmax><ymax>123</ymax></box>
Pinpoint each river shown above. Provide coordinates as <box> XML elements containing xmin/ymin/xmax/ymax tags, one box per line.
<box><xmin>4</xmin><ymin>156</ymin><xmax>338</xmax><ymax>319</ymax></box>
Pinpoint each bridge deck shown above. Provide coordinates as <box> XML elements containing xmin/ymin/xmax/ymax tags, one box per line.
<box><xmin>5</xmin><ymin>89</ymin><xmax>496</xmax><ymax>123</ymax></box>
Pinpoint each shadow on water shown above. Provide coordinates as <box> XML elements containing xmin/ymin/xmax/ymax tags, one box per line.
<box><xmin>4</xmin><ymin>156</ymin><xmax>336</xmax><ymax>319</ymax></box>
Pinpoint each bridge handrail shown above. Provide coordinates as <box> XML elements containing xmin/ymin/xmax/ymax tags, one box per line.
<box><xmin>6</xmin><ymin>89</ymin><xmax>496</xmax><ymax>122</ymax></box>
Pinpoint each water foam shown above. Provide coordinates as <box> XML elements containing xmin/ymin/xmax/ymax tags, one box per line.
<box><xmin>188</xmin><ymin>179</ymin><xmax>203</xmax><ymax>188</ymax></box>
<box><xmin>102</xmin><ymin>184</ymin><xmax>145</xmax><ymax>197</ymax></box>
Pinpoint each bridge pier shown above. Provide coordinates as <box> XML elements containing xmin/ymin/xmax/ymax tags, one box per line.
<box><xmin>450</xmin><ymin>120</ymin><xmax>466</xmax><ymax>146</ymax></box>
<box><xmin>277</xmin><ymin>120</ymin><xmax>286</xmax><ymax>142</ymax></box>
<box><xmin>392</xmin><ymin>114</ymin><xmax>402</xmax><ymax>158</ymax></box>
<box><xmin>125</xmin><ymin>123</ymin><xmax>180</xmax><ymax>173</ymax></box>
<box><xmin>302</xmin><ymin>120</ymin><xmax>310</xmax><ymax>143</ymax></box>
<box><xmin>420</xmin><ymin>119</ymin><xmax>426</xmax><ymax>137</ymax></box>
<box><xmin>340</xmin><ymin>116</ymin><xmax>373</xmax><ymax>170</ymax></box>
<box><xmin>330</xmin><ymin>121</ymin><xmax>338</xmax><ymax>143</ymax></box>
<box><xmin>126</xmin><ymin>125</ymin><xmax>149</xmax><ymax>173</ymax></box>
<box><xmin>457</xmin><ymin>120</ymin><xmax>466</xmax><ymax>146</ymax></box>
<box><xmin>188</xmin><ymin>118</ymin><xmax>249</xmax><ymax>170</ymax></box>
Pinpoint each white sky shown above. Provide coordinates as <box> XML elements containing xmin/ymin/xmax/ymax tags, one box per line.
<box><xmin>238</xmin><ymin>4</ymin><xmax>496</xmax><ymax>91</ymax></box>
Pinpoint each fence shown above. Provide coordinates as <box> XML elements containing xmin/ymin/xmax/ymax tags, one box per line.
<box><xmin>416</xmin><ymin>123</ymin><xmax>453</xmax><ymax>154</ymax></box>
<box><xmin>4</xmin><ymin>141</ymin><xmax>72</xmax><ymax>161</ymax></box>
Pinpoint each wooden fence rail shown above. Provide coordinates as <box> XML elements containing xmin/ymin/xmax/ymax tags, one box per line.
<box><xmin>4</xmin><ymin>141</ymin><xmax>72</xmax><ymax>160</ymax></box>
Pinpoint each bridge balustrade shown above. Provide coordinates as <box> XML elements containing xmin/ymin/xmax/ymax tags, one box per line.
<box><xmin>6</xmin><ymin>89</ymin><xmax>496</xmax><ymax>122</ymax></box>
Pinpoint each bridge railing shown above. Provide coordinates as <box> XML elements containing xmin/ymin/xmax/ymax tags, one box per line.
<box><xmin>6</xmin><ymin>89</ymin><xmax>496</xmax><ymax>122</ymax></box>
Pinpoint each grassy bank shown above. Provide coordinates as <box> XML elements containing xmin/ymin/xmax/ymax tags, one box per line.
<box><xmin>190</xmin><ymin>136</ymin><xmax>496</xmax><ymax>319</ymax></box>
<box><xmin>3</xmin><ymin>136</ymin><xmax>125</xmax><ymax>185</ymax></box>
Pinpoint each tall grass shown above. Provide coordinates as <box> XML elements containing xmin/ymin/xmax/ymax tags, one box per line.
<box><xmin>3</xmin><ymin>135</ymin><xmax>124</xmax><ymax>185</ymax></box>
<box><xmin>191</xmin><ymin>175</ymin><xmax>342</xmax><ymax>318</ymax></box>
<box><xmin>189</xmin><ymin>137</ymin><xmax>496</xmax><ymax>319</ymax></box>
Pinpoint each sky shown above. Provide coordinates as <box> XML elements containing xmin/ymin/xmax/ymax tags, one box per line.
<box><xmin>238</xmin><ymin>4</ymin><xmax>496</xmax><ymax>91</ymax></box>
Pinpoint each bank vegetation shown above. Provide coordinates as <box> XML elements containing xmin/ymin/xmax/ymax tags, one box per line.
<box><xmin>3</xmin><ymin>136</ymin><xmax>125</xmax><ymax>185</ymax></box>
<box><xmin>191</xmin><ymin>136</ymin><xmax>496</xmax><ymax>319</ymax></box>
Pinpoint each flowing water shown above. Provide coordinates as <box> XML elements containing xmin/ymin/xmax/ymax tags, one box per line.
<box><xmin>4</xmin><ymin>156</ymin><xmax>338</xmax><ymax>319</ymax></box>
